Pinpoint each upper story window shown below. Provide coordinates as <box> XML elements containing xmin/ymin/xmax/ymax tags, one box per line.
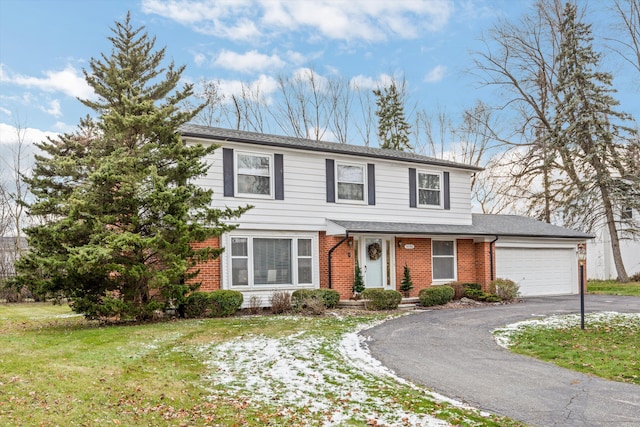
<box><xmin>418</xmin><ymin>171</ymin><xmax>442</xmax><ymax>207</ymax></box>
<box><xmin>622</xmin><ymin>206</ymin><xmax>633</xmax><ymax>220</ymax></box>
<box><xmin>337</xmin><ymin>163</ymin><xmax>365</xmax><ymax>202</ymax></box>
<box><xmin>236</xmin><ymin>152</ymin><xmax>272</xmax><ymax>197</ymax></box>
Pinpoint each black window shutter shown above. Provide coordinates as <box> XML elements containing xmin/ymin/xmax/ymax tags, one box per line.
<box><xmin>367</xmin><ymin>163</ymin><xmax>376</xmax><ymax>205</ymax></box>
<box><xmin>223</xmin><ymin>148</ymin><xmax>234</xmax><ymax>197</ymax></box>
<box><xmin>409</xmin><ymin>168</ymin><xmax>416</xmax><ymax>208</ymax></box>
<box><xmin>443</xmin><ymin>171</ymin><xmax>450</xmax><ymax>210</ymax></box>
<box><xmin>326</xmin><ymin>159</ymin><xmax>335</xmax><ymax>203</ymax></box>
<box><xmin>274</xmin><ymin>154</ymin><xmax>284</xmax><ymax>200</ymax></box>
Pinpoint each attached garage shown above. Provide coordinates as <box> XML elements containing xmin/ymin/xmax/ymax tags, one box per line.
<box><xmin>496</xmin><ymin>242</ymin><xmax>578</xmax><ymax>296</ymax></box>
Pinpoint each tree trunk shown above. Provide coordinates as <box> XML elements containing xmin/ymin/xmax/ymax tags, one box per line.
<box><xmin>599</xmin><ymin>180</ymin><xmax>629</xmax><ymax>282</ymax></box>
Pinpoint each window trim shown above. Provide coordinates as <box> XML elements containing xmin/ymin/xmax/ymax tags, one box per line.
<box><xmin>431</xmin><ymin>239</ymin><xmax>457</xmax><ymax>282</ymax></box>
<box><xmin>234</xmin><ymin>150</ymin><xmax>274</xmax><ymax>199</ymax></box>
<box><xmin>225</xmin><ymin>232</ymin><xmax>318</xmax><ymax>290</ymax></box>
<box><xmin>417</xmin><ymin>170</ymin><xmax>444</xmax><ymax>209</ymax></box>
<box><xmin>335</xmin><ymin>161</ymin><xmax>367</xmax><ymax>204</ymax></box>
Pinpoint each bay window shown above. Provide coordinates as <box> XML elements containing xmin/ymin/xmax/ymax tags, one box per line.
<box><xmin>228</xmin><ymin>235</ymin><xmax>315</xmax><ymax>288</ymax></box>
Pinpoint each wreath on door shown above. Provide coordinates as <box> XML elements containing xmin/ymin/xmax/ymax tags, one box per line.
<box><xmin>367</xmin><ymin>242</ymin><xmax>382</xmax><ymax>260</ymax></box>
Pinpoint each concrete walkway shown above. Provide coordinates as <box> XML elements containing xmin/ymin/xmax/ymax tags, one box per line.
<box><xmin>363</xmin><ymin>295</ymin><xmax>640</xmax><ymax>427</ymax></box>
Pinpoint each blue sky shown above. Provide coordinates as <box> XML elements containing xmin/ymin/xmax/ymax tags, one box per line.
<box><xmin>0</xmin><ymin>0</ymin><xmax>638</xmax><ymax>149</ymax></box>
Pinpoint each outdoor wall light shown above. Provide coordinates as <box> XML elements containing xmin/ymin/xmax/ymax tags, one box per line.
<box><xmin>397</xmin><ymin>240</ymin><xmax>403</xmax><ymax>248</ymax></box>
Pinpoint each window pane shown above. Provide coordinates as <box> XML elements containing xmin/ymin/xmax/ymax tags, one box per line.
<box><xmin>433</xmin><ymin>241</ymin><xmax>454</xmax><ymax>256</ymax></box>
<box><xmin>231</xmin><ymin>238</ymin><xmax>247</xmax><ymax>256</ymax></box>
<box><xmin>253</xmin><ymin>238</ymin><xmax>292</xmax><ymax>285</ymax></box>
<box><xmin>338</xmin><ymin>182</ymin><xmax>364</xmax><ymax>200</ymax></box>
<box><xmin>419</xmin><ymin>189</ymin><xmax>440</xmax><ymax>206</ymax></box>
<box><xmin>419</xmin><ymin>173</ymin><xmax>439</xmax><ymax>190</ymax></box>
<box><xmin>238</xmin><ymin>175</ymin><xmax>270</xmax><ymax>195</ymax></box>
<box><xmin>338</xmin><ymin>165</ymin><xmax>363</xmax><ymax>183</ymax></box>
<box><xmin>298</xmin><ymin>258</ymin><xmax>312</xmax><ymax>284</ymax></box>
<box><xmin>232</xmin><ymin>259</ymin><xmax>248</xmax><ymax>286</ymax></box>
<box><xmin>238</xmin><ymin>154</ymin><xmax>270</xmax><ymax>176</ymax></box>
<box><xmin>433</xmin><ymin>258</ymin><xmax>455</xmax><ymax>280</ymax></box>
<box><xmin>298</xmin><ymin>239</ymin><xmax>312</xmax><ymax>257</ymax></box>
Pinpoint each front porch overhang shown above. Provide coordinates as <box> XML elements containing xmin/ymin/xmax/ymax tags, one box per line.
<box><xmin>326</xmin><ymin>219</ymin><xmax>491</xmax><ymax>238</ymax></box>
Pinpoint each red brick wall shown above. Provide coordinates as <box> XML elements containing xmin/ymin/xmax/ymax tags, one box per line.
<box><xmin>473</xmin><ymin>241</ymin><xmax>493</xmax><ymax>290</ymax></box>
<box><xmin>319</xmin><ymin>232</ymin><xmax>355</xmax><ymax>299</ymax></box>
<box><xmin>395</xmin><ymin>237</ymin><xmax>432</xmax><ymax>297</ymax></box>
<box><xmin>189</xmin><ymin>237</ymin><xmax>222</xmax><ymax>292</ymax></box>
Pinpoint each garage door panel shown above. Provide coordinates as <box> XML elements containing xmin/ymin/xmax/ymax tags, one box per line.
<box><xmin>496</xmin><ymin>248</ymin><xmax>574</xmax><ymax>296</ymax></box>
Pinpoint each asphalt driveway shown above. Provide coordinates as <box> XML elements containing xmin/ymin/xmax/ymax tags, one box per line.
<box><xmin>363</xmin><ymin>295</ymin><xmax>640</xmax><ymax>427</ymax></box>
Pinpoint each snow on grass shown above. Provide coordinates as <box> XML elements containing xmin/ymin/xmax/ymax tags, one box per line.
<box><xmin>493</xmin><ymin>311</ymin><xmax>640</xmax><ymax>348</ymax></box>
<box><xmin>195</xmin><ymin>318</ymin><xmax>455</xmax><ymax>426</ymax></box>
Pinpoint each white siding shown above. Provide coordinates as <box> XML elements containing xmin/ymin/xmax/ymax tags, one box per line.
<box><xmin>190</xmin><ymin>138</ymin><xmax>474</xmax><ymax>231</ymax></box>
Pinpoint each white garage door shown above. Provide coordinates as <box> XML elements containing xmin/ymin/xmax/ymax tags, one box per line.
<box><xmin>496</xmin><ymin>248</ymin><xmax>575</xmax><ymax>296</ymax></box>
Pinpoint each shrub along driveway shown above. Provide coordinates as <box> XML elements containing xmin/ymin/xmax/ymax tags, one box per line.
<box><xmin>363</xmin><ymin>295</ymin><xmax>640</xmax><ymax>427</ymax></box>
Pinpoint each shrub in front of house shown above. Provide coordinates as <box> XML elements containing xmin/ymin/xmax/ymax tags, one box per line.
<box><xmin>361</xmin><ymin>288</ymin><xmax>402</xmax><ymax>310</ymax></box>
<box><xmin>447</xmin><ymin>281</ymin><xmax>465</xmax><ymax>300</ymax></box>
<box><xmin>183</xmin><ymin>290</ymin><xmax>243</xmax><ymax>318</ymax></box>
<box><xmin>208</xmin><ymin>290</ymin><xmax>244</xmax><ymax>317</ymax></box>
<box><xmin>490</xmin><ymin>278</ymin><xmax>520</xmax><ymax>301</ymax></box>
<box><xmin>183</xmin><ymin>292</ymin><xmax>211</xmax><ymax>318</ymax></box>
<box><xmin>418</xmin><ymin>285</ymin><xmax>454</xmax><ymax>307</ymax></box>
<box><xmin>463</xmin><ymin>283</ymin><xmax>502</xmax><ymax>303</ymax></box>
<box><xmin>291</xmin><ymin>289</ymin><xmax>340</xmax><ymax>309</ymax></box>
<box><xmin>270</xmin><ymin>291</ymin><xmax>292</xmax><ymax>314</ymax></box>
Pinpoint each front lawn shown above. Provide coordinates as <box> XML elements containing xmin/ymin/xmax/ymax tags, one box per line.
<box><xmin>587</xmin><ymin>279</ymin><xmax>640</xmax><ymax>296</ymax></box>
<box><xmin>0</xmin><ymin>303</ymin><xmax>522</xmax><ymax>426</ymax></box>
<box><xmin>494</xmin><ymin>312</ymin><xmax>640</xmax><ymax>385</ymax></box>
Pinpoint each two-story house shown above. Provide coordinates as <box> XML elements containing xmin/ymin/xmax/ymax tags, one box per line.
<box><xmin>181</xmin><ymin>124</ymin><xmax>592</xmax><ymax>305</ymax></box>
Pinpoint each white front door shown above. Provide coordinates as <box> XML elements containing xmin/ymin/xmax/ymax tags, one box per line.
<box><xmin>362</xmin><ymin>237</ymin><xmax>393</xmax><ymax>289</ymax></box>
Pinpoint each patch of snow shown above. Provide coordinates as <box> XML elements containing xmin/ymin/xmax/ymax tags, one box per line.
<box><xmin>493</xmin><ymin>312</ymin><xmax>640</xmax><ymax>349</ymax></box>
<box><xmin>196</xmin><ymin>318</ymin><xmax>458</xmax><ymax>426</ymax></box>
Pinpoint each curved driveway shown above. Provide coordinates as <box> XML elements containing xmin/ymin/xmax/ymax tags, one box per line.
<box><xmin>363</xmin><ymin>295</ymin><xmax>640</xmax><ymax>427</ymax></box>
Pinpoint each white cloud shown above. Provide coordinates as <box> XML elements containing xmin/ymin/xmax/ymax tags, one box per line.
<box><xmin>42</xmin><ymin>99</ymin><xmax>62</xmax><ymax>117</ymax></box>
<box><xmin>142</xmin><ymin>0</ymin><xmax>454</xmax><ymax>42</ymax></box>
<box><xmin>217</xmin><ymin>74</ymin><xmax>279</xmax><ymax>103</ymax></box>
<box><xmin>1</xmin><ymin>64</ymin><xmax>93</xmax><ymax>99</ymax></box>
<box><xmin>193</xmin><ymin>52</ymin><xmax>207</xmax><ymax>67</ymax></box>
<box><xmin>214</xmin><ymin>49</ymin><xmax>285</xmax><ymax>73</ymax></box>
<box><xmin>350</xmin><ymin>73</ymin><xmax>394</xmax><ymax>90</ymax></box>
<box><xmin>142</xmin><ymin>0</ymin><xmax>261</xmax><ymax>41</ymax></box>
<box><xmin>424</xmin><ymin>65</ymin><xmax>447</xmax><ymax>83</ymax></box>
<box><xmin>0</xmin><ymin>106</ymin><xmax>11</xmax><ymax>116</ymax></box>
<box><xmin>260</xmin><ymin>0</ymin><xmax>454</xmax><ymax>41</ymax></box>
<box><xmin>0</xmin><ymin>123</ymin><xmax>58</xmax><ymax>145</ymax></box>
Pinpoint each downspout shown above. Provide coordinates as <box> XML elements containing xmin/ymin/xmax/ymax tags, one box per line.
<box><xmin>327</xmin><ymin>232</ymin><xmax>350</xmax><ymax>289</ymax></box>
<box><xmin>489</xmin><ymin>235</ymin><xmax>499</xmax><ymax>282</ymax></box>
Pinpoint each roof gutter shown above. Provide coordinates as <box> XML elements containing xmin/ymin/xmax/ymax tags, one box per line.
<box><xmin>327</xmin><ymin>232</ymin><xmax>349</xmax><ymax>289</ymax></box>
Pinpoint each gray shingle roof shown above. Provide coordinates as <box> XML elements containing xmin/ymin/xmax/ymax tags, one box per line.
<box><xmin>328</xmin><ymin>214</ymin><xmax>592</xmax><ymax>239</ymax></box>
<box><xmin>179</xmin><ymin>124</ymin><xmax>484</xmax><ymax>172</ymax></box>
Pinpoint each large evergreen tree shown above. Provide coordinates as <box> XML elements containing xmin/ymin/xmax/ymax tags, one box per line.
<box><xmin>14</xmin><ymin>13</ymin><xmax>248</xmax><ymax>319</ymax></box>
<box><xmin>374</xmin><ymin>83</ymin><xmax>412</xmax><ymax>151</ymax></box>
<box><xmin>551</xmin><ymin>2</ymin><xmax>639</xmax><ymax>282</ymax></box>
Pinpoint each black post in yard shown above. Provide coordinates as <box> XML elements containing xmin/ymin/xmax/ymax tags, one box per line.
<box><xmin>580</xmin><ymin>263</ymin><xmax>585</xmax><ymax>330</ymax></box>
<box><xmin>577</xmin><ymin>242</ymin><xmax>586</xmax><ymax>330</ymax></box>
